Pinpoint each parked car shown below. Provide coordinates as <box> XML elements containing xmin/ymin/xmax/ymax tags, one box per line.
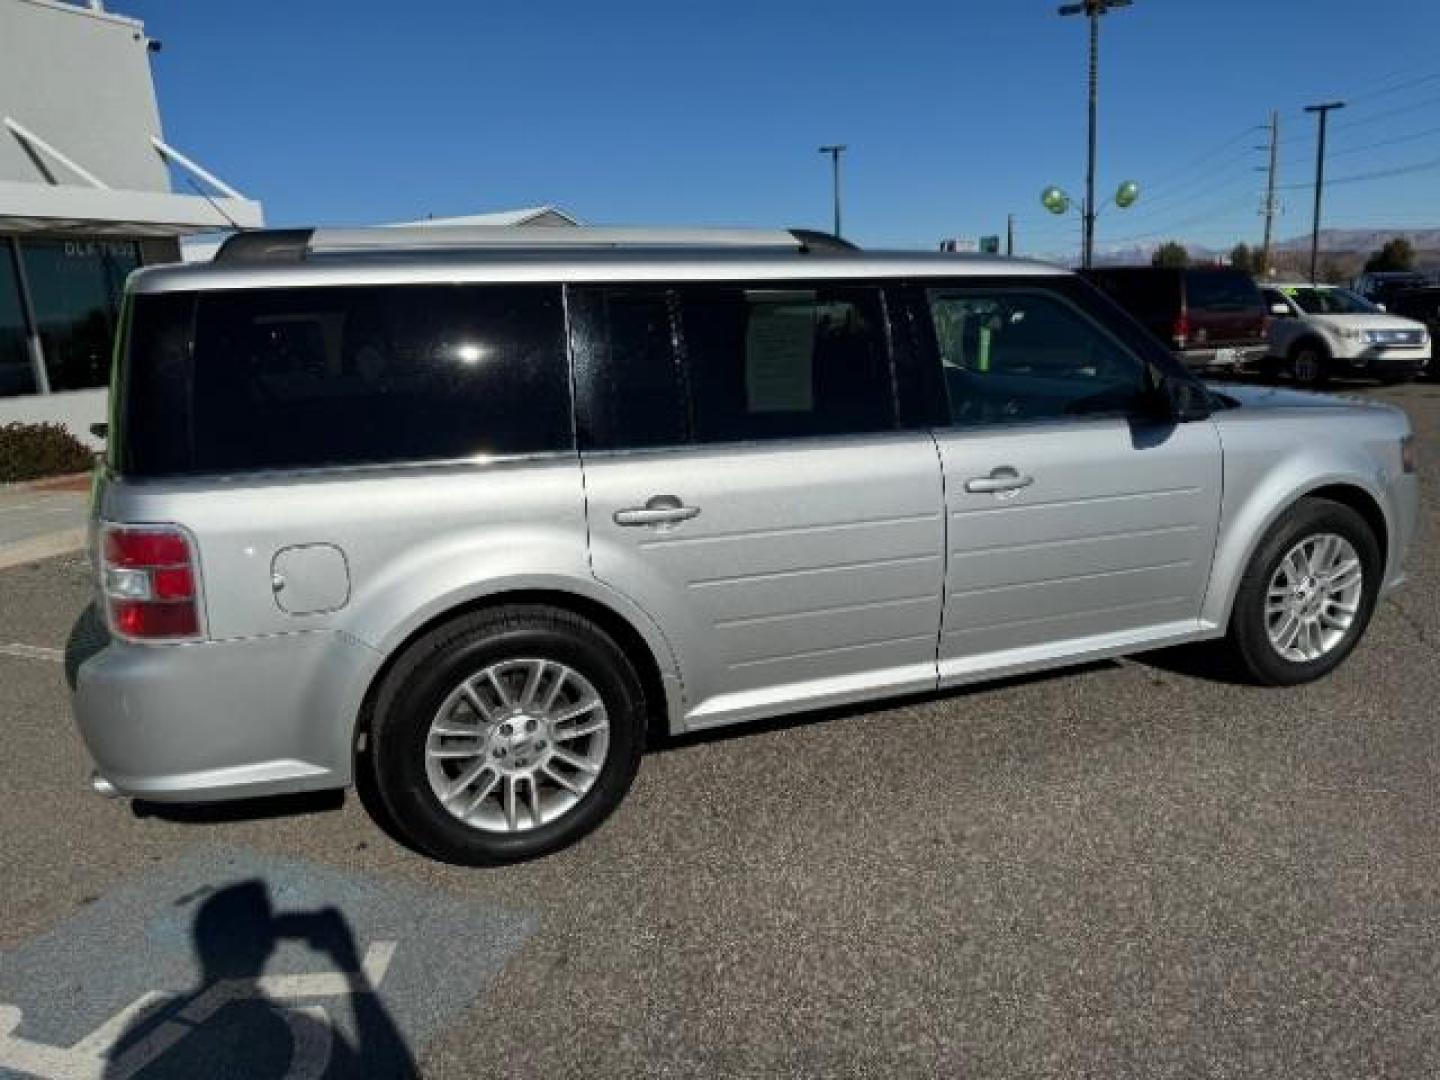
<box><xmin>73</xmin><ymin>227</ymin><xmax>1419</xmax><ymax>864</ymax></box>
<box><xmin>1386</xmin><ymin>287</ymin><xmax>1440</xmax><ymax>379</ymax></box>
<box><xmin>1082</xmin><ymin>266</ymin><xmax>1269</xmax><ymax>373</ymax></box>
<box><xmin>1352</xmin><ymin>270</ymin><xmax>1431</xmax><ymax>308</ymax></box>
<box><xmin>1261</xmin><ymin>283</ymin><xmax>1431</xmax><ymax>386</ymax></box>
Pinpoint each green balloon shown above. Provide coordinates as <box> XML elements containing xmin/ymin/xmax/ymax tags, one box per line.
<box><xmin>1041</xmin><ymin>186</ymin><xmax>1071</xmax><ymax>215</ymax></box>
<box><xmin>1115</xmin><ymin>180</ymin><xmax>1140</xmax><ymax>208</ymax></box>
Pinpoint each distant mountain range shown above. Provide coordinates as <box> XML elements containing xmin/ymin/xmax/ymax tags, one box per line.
<box><xmin>1055</xmin><ymin>227</ymin><xmax>1440</xmax><ymax>268</ymax></box>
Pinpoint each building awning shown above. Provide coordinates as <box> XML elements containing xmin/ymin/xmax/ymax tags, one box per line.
<box><xmin>0</xmin><ymin>180</ymin><xmax>262</xmax><ymax>236</ymax></box>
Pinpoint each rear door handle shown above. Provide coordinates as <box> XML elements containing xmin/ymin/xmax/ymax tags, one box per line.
<box><xmin>964</xmin><ymin>467</ymin><xmax>1034</xmax><ymax>494</ymax></box>
<box><xmin>614</xmin><ymin>494</ymin><xmax>701</xmax><ymax>527</ymax></box>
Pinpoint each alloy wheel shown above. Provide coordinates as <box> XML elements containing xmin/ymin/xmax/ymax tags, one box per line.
<box><xmin>1264</xmin><ymin>532</ymin><xmax>1364</xmax><ymax>663</ymax></box>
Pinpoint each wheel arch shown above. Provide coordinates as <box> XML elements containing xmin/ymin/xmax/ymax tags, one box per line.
<box><xmin>1205</xmin><ymin>478</ymin><xmax>1390</xmax><ymax>631</ymax></box>
<box><xmin>352</xmin><ymin>587</ymin><xmax>681</xmax><ymax>765</ymax></box>
<box><xmin>1287</xmin><ymin>333</ymin><xmax>1332</xmax><ymax>360</ymax></box>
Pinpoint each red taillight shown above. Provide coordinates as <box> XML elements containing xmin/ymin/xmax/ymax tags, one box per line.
<box><xmin>1173</xmin><ymin>312</ymin><xmax>1191</xmax><ymax>348</ymax></box>
<box><xmin>100</xmin><ymin>524</ymin><xmax>202</xmax><ymax>642</ymax></box>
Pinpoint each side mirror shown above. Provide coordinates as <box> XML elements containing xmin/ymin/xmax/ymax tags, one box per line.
<box><xmin>1270</xmin><ymin>302</ymin><xmax>1291</xmax><ymax>317</ymax></box>
<box><xmin>1152</xmin><ymin>372</ymin><xmax>1211</xmax><ymax>423</ymax></box>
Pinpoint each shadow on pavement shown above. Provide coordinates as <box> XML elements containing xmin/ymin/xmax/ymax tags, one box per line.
<box><xmin>102</xmin><ymin>880</ymin><xmax>416</xmax><ymax>1079</ymax></box>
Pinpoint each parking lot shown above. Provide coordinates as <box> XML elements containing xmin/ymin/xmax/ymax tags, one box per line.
<box><xmin>1</xmin><ymin>380</ymin><xmax>1437</xmax><ymax>1078</ymax></box>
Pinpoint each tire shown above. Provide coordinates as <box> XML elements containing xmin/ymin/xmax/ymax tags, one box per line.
<box><xmin>1224</xmin><ymin>497</ymin><xmax>1381</xmax><ymax>686</ymax></box>
<box><xmin>1289</xmin><ymin>341</ymin><xmax>1330</xmax><ymax>388</ymax></box>
<box><xmin>367</xmin><ymin>605</ymin><xmax>646</xmax><ymax>865</ymax></box>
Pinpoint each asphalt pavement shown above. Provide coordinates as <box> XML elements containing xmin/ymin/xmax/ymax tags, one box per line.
<box><xmin>0</xmin><ymin>382</ymin><xmax>1437</xmax><ymax>1078</ymax></box>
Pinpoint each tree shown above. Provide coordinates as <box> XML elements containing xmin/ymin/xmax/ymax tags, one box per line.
<box><xmin>1364</xmin><ymin>237</ymin><xmax>1416</xmax><ymax>273</ymax></box>
<box><xmin>1230</xmin><ymin>242</ymin><xmax>1259</xmax><ymax>274</ymax></box>
<box><xmin>1318</xmin><ymin>257</ymin><xmax>1349</xmax><ymax>285</ymax></box>
<box><xmin>1152</xmin><ymin>241</ymin><xmax>1190</xmax><ymax>268</ymax></box>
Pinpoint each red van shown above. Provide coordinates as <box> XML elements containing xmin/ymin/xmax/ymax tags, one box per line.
<box><xmin>1083</xmin><ymin>266</ymin><xmax>1268</xmax><ymax>373</ymax></box>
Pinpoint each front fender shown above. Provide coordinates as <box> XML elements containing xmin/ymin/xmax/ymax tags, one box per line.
<box><xmin>1202</xmin><ymin>419</ymin><xmax>1398</xmax><ymax>630</ymax></box>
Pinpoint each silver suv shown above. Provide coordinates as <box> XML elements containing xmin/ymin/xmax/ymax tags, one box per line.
<box><xmin>73</xmin><ymin>226</ymin><xmax>1420</xmax><ymax>864</ymax></box>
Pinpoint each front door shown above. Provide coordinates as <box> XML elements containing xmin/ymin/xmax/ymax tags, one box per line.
<box><xmin>570</xmin><ymin>281</ymin><xmax>947</xmax><ymax>730</ymax></box>
<box><xmin>916</xmin><ymin>281</ymin><xmax>1223</xmax><ymax>683</ymax></box>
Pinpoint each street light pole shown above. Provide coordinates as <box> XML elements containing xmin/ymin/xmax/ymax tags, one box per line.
<box><xmin>818</xmin><ymin>145</ymin><xmax>847</xmax><ymax>238</ymax></box>
<box><xmin>1058</xmin><ymin>0</ymin><xmax>1132</xmax><ymax>269</ymax></box>
<box><xmin>1303</xmin><ymin>101</ymin><xmax>1345</xmax><ymax>283</ymax></box>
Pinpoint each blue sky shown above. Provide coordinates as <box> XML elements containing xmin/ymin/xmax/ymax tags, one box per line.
<box><xmin>128</xmin><ymin>0</ymin><xmax>1440</xmax><ymax>257</ymax></box>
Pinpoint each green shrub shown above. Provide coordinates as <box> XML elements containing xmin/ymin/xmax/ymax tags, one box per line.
<box><xmin>0</xmin><ymin>422</ymin><xmax>96</xmax><ymax>483</ymax></box>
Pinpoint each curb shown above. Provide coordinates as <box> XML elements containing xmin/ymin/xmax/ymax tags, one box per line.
<box><xmin>2</xmin><ymin>472</ymin><xmax>94</xmax><ymax>494</ymax></box>
<box><xmin>0</xmin><ymin>527</ymin><xmax>88</xmax><ymax>572</ymax></box>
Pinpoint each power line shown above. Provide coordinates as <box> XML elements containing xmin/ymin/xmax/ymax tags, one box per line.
<box><xmin>1277</xmin><ymin>152</ymin><xmax>1440</xmax><ymax>192</ymax></box>
<box><xmin>1326</xmin><ymin>122</ymin><xmax>1440</xmax><ymax>160</ymax></box>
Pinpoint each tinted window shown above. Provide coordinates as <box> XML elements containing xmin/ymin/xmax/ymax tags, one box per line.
<box><xmin>0</xmin><ymin>244</ymin><xmax>35</xmax><ymax>397</ymax></box>
<box><xmin>1184</xmin><ymin>270</ymin><xmax>1261</xmax><ymax>313</ymax></box>
<box><xmin>19</xmin><ymin>238</ymin><xmax>138</xmax><ymax>391</ymax></box>
<box><xmin>678</xmin><ymin>284</ymin><xmax>894</xmax><ymax>442</ymax></box>
<box><xmin>1085</xmin><ymin>270</ymin><xmax>1178</xmax><ymax>318</ymax></box>
<box><xmin>570</xmin><ymin>289</ymin><xmax>686</xmax><ymax>451</ymax></box>
<box><xmin>118</xmin><ymin>284</ymin><xmax>570</xmax><ymax>476</ymax></box>
<box><xmin>927</xmin><ymin>288</ymin><xmax>1148</xmax><ymax>425</ymax></box>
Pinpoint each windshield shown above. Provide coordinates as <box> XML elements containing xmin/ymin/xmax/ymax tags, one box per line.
<box><xmin>1284</xmin><ymin>287</ymin><xmax>1378</xmax><ymax>315</ymax></box>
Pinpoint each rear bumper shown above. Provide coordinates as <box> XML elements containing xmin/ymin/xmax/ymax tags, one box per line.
<box><xmin>73</xmin><ymin>629</ymin><xmax>380</xmax><ymax>802</ymax></box>
<box><xmin>1178</xmin><ymin>344</ymin><xmax>1268</xmax><ymax>372</ymax></box>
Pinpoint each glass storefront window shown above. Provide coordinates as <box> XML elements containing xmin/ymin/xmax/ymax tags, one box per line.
<box><xmin>0</xmin><ymin>244</ymin><xmax>37</xmax><ymax>398</ymax></box>
<box><xmin>19</xmin><ymin>238</ymin><xmax>139</xmax><ymax>392</ymax></box>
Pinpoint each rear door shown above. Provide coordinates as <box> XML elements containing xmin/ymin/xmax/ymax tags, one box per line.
<box><xmin>914</xmin><ymin>278</ymin><xmax>1223</xmax><ymax>682</ymax></box>
<box><xmin>1185</xmin><ymin>269</ymin><xmax>1265</xmax><ymax>347</ymax></box>
<box><xmin>573</xmin><ymin>281</ymin><xmax>946</xmax><ymax>730</ymax></box>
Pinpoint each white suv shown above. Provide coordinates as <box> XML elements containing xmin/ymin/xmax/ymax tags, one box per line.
<box><xmin>1263</xmin><ymin>283</ymin><xmax>1431</xmax><ymax>387</ymax></box>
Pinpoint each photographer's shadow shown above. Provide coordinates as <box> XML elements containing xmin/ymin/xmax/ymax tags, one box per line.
<box><xmin>103</xmin><ymin>880</ymin><xmax>416</xmax><ymax>1079</ymax></box>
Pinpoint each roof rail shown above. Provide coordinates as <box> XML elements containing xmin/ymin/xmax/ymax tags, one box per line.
<box><xmin>213</xmin><ymin>226</ymin><xmax>859</xmax><ymax>264</ymax></box>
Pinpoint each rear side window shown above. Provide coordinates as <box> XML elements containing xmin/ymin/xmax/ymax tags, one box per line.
<box><xmin>1184</xmin><ymin>271</ymin><xmax>1261</xmax><ymax>313</ymax></box>
<box><xmin>1086</xmin><ymin>271</ymin><xmax>1177</xmax><ymax>318</ymax></box>
<box><xmin>117</xmin><ymin>285</ymin><xmax>570</xmax><ymax>476</ymax></box>
<box><xmin>573</xmin><ymin>281</ymin><xmax>897</xmax><ymax>451</ymax></box>
<box><xmin>678</xmin><ymin>285</ymin><xmax>893</xmax><ymax>442</ymax></box>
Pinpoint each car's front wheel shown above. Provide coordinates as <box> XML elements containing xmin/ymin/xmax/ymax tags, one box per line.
<box><xmin>1225</xmin><ymin>497</ymin><xmax>1381</xmax><ymax>685</ymax></box>
<box><xmin>367</xmin><ymin>605</ymin><xmax>646</xmax><ymax>864</ymax></box>
<box><xmin>1290</xmin><ymin>341</ymin><xmax>1330</xmax><ymax>387</ymax></box>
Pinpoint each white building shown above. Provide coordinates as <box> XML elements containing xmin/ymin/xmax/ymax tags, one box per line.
<box><xmin>1</xmin><ymin>0</ymin><xmax>262</xmax><ymax>437</ymax></box>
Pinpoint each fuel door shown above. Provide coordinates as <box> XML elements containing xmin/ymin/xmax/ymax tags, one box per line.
<box><xmin>271</xmin><ymin>543</ymin><xmax>351</xmax><ymax>616</ymax></box>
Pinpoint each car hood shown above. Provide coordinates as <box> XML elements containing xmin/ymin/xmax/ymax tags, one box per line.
<box><xmin>1306</xmin><ymin>312</ymin><xmax>1428</xmax><ymax>333</ymax></box>
<box><xmin>1204</xmin><ymin>382</ymin><xmax>1392</xmax><ymax>411</ymax></box>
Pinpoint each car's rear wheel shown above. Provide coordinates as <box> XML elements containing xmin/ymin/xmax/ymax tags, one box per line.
<box><xmin>368</xmin><ymin>605</ymin><xmax>645</xmax><ymax>864</ymax></box>
<box><xmin>1290</xmin><ymin>342</ymin><xmax>1329</xmax><ymax>387</ymax></box>
<box><xmin>1225</xmin><ymin>498</ymin><xmax>1381</xmax><ymax>685</ymax></box>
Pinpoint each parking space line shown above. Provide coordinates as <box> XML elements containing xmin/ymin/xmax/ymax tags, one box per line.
<box><xmin>0</xmin><ymin>643</ymin><xmax>63</xmax><ymax>663</ymax></box>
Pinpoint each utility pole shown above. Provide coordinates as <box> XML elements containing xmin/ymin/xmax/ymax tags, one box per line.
<box><xmin>1259</xmin><ymin>109</ymin><xmax>1279</xmax><ymax>277</ymax></box>
<box><xmin>1058</xmin><ymin>0</ymin><xmax>1133</xmax><ymax>269</ymax></box>
<box><xmin>1303</xmin><ymin>101</ymin><xmax>1345</xmax><ymax>283</ymax></box>
<box><xmin>818</xmin><ymin>145</ymin><xmax>847</xmax><ymax>239</ymax></box>
<box><xmin>1006</xmin><ymin>213</ymin><xmax>1015</xmax><ymax>256</ymax></box>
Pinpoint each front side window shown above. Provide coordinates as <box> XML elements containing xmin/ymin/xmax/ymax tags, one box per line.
<box><xmin>927</xmin><ymin>288</ymin><xmax>1149</xmax><ymax>425</ymax></box>
<box><xmin>678</xmin><ymin>284</ymin><xmax>894</xmax><ymax>442</ymax></box>
<box><xmin>118</xmin><ymin>284</ymin><xmax>570</xmax><ymax>476</ymax></box>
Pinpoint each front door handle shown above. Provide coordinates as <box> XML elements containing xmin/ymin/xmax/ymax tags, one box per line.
<box><xmin>614</xmin><ymin>494</ymin><xmax>701</xmax><ymax>527</ymax></box>
<box><xmin>965</xmin><ymin>467</ymin><xmax>1034</xmax><ymax>494</ymax></box>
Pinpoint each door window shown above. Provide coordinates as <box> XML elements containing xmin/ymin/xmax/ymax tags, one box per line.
<box><xmin>677</xmin><ymin>285</ymin><xmax>893</xmax><ymax>442</ymax></box>
<box><xmin>926</xmin><ymin>288</ymin><xmax>1149</xmax><ymax>426</ymax></box>
<box><xmin>573</xmin><ymin>282</ymin><xmax>896</xmax><ymax>450</ymax></box>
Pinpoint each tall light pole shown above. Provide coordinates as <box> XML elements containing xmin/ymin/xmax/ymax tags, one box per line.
<box><xmin>1303</xmin><ymin>101</ymin><xmax>1345</xmax><ymax>283</ymax></box>
<box><xmin>818</xmin><ymin>144</ymin><xmax>846</xmax><ymax>238</ymax></box>
<box><xmin>1058</xmin><ymin>0</ymin><xmax>1132</xmax><ymax>269</ymax></box>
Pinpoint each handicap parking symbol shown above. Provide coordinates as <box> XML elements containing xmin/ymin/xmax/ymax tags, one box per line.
<box><xmin>0</xmin><ymin>850</ymin><xmax>536</xmax><ymax>1080</ymax></box>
